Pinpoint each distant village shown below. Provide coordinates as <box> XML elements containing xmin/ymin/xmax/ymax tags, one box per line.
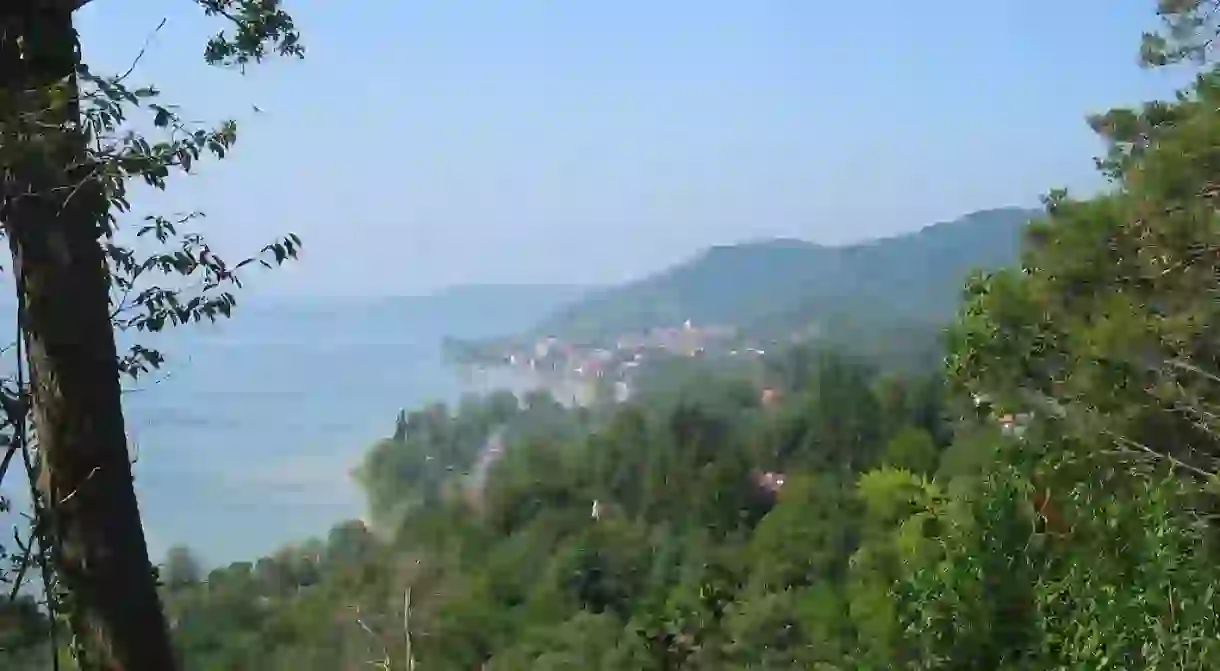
<box><xmin>453</xmin><ymin>319</ymin><xmax>773</xmax><ymax>407</ymax></box>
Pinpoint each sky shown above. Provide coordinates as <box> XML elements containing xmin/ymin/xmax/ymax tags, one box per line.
<box><xmin>76</xmin><ymin>0</ymin><xmax>1191</xmax><ymax>297</ymax></box>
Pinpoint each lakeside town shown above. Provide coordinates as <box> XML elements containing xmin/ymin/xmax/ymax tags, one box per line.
<box><xmin>447</xmin><ymin>319</ymin><xmax>780</xmax><ymax>407</ymax></box>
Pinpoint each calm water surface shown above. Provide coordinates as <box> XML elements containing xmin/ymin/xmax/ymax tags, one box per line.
<box><xmin>2</xmin><ymin>294</ymin><xmax>563</xmax><ymax>566</ymax></box>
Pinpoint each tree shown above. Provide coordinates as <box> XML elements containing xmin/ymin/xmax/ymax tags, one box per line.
<box><xmin>326</xmin><ymin>520</ymin><xmax>376</xmax><ymax>568</ymax></box>
<box><xmin>545</xmin><ymin>518</ymin><xmax>651</xmax><ymax>619</ymax></box>
<box><xmin>919</xmin><ymin>5</ymin><xmax>1220</xmax><ymax>666</ymax></box>
<box><xmin>947</xmin><ymin>60</ymin><xmax>1220</xmax><ymax>476</ymax></box>
<box><xmin>162</xmin><ymin>545</ymin><xmax>203</xmax><ymax>591</ymax></box>
<box><xmin>488</xmin><ymin>610</ymin><xmax>623</xmax><ymax>671</ymax></box>
<box><xmin>767</xmin><ymin>351</ymin><xmax>884</xmax><ymax>472</ymax></box>
<box><xmin>1141</xmin><ymin>0</ymin><xmax>1220</xmax><ymax>66</ymax></box>
<box><xmin>0</xmin><ymin>596</ymin><xmax>51</xmax><ymax>669</ymax></box>
<box><xmin>747</xmin><ymin>473</ymin><xmax>856</xmax><ymax>592</ymax></box>
<box><xmin>722</xmin><ymin>584</ymin><xmax>850</xmax><ymax>669</ymax></box>
<box><xmin>0</xmin><ymin>1</ymin><xmax>302</xmax><ymax>668</ymax></box>
<box><xmin>882</xmin><ymin>426</ymin><xmax>939</xmax><ymax>475</ymax></box>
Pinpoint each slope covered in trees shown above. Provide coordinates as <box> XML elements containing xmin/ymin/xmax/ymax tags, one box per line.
<box><xmin>135</xmin><ymin>348</ymin><xmax>965</xmax><ymax>669</ymax></box>
<box><xmin>534</xmin><ymin>207</ymin><xmax>1038</xmax><ymax>341</ymax></box>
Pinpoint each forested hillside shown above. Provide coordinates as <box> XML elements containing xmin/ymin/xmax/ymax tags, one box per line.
<box><xmin>137</xmin><ymin>348</ymin><xmax>968</xmax><ymax>669</ymax></box>
<box><xmin>420</xmin><ymin>284</ymin><xmax>593</xmax><ymax>339</ymax></box>
<box><xmin>535</xmin><ymin>207</ymin><xmax>1037</xmax><ymax>341</ymax></box>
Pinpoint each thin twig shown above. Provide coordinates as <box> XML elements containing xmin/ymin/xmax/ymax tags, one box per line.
<box><xmin>115</xmin><ymin>18</ymin><xmax>168</xmax><ymax>84</ymax></box>
<box><xmin>1100</xmin><ymin>426</ymin><xmax>1213</xmax><ymax>478</ymax></box>
<box><xmin>8</xmin><ymin>526</ymin><xmax>35</xmax><ymax>601</ymax></box>
<box><xmin>0</xmin><ymin>440</ymin><xmax>17</xmax><ymax>490</ymax></box>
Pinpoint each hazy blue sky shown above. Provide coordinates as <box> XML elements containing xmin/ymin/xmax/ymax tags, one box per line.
<box><xmin>77</xmin><ymin>1</ymin><xmax>1188</xmax><ymax>296</ymax></box>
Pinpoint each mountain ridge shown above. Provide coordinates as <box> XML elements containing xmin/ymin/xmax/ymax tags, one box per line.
<box><xmin>533</xmin><ymin>206</ymin><xmax>1042</xmax><ymax>342</ymax></box>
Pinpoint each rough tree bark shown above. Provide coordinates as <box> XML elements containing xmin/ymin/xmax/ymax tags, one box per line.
<box><xmin>0</xmin><ymin>2</ymin><xmax>176</xmax><ymax>669</ymax></box>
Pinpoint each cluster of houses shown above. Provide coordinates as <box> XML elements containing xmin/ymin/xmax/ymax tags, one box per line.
<box><xmin>971</xmin><ymin>392</ymin><xmax>1033</xmax><ymax>438</ymax></box>
<box><xmin>486</xmin><ymin>320</ymin><xmax>770</xmax><ymax>406</ymax></box>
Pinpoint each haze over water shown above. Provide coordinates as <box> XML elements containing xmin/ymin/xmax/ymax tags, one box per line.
<box><xmin>0</xmin><ymin>293</ymin><xmax>566</xmax><ymax>567</ymax></box>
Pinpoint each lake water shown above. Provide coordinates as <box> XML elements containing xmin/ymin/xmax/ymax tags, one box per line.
<box><xmin>0</xmin><ymin>293</ymin><xmax>565</xmax><ymax>567</ymax></box>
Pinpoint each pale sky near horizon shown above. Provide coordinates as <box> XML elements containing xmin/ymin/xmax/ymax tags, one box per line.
<box><xmin>76</xmin><ymin>1</ymin><xmax>1190</xmax><ymax>297</ymax></box>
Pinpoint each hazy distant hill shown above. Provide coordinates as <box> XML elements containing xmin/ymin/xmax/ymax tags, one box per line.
<box><xmin>418</xmin><ymin>284</ymin><xmax>592</xmax><ymax>339</ymax></box>
<box><xmin>534</xmin><ymin>207</ymin><xmax>1040</xmax><ymax>344</ymax></box>
<box><xmin>229</xmin><ymin>284</ymin><xmax>592</xmax><ymax>347</ymax></box>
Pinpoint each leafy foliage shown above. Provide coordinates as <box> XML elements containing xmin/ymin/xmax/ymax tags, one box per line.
<box><xmin>0</xmin><ymin>0</ymin><xmax>305</xmax><ymax>667</ymax></box>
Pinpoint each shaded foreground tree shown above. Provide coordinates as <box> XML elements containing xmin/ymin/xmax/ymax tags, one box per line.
<box><xmin>0</xmin><ymin>1</ymin><xmax>302</xmax><ymax>668</ymax></box>
<box><xmin>948</xmin><ymin>0</ymin><xmax>1220</xmax><ymax>477</ymax></box>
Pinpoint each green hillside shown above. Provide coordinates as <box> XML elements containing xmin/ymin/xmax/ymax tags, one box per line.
<box><xmin>535</xmin><ymin>207</ymin><xmax>1041</xmax><ymax>342</ymax></box>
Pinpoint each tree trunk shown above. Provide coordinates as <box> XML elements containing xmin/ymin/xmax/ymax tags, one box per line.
<box><xmin>0</xmin><ymin>3</ymin><xmax>176</xmax><ymax>669</ymax></box>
